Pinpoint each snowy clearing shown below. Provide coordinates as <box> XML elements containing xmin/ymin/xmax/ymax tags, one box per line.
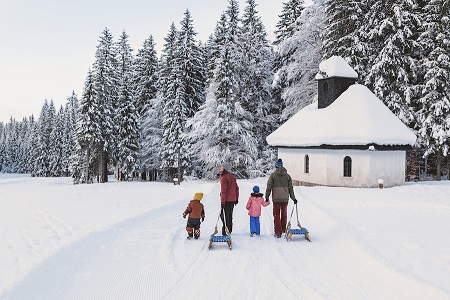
<box><xmin>0</xmin><ymin>174</ymin><xmax>449</xmax><ymax>299</ymax></box>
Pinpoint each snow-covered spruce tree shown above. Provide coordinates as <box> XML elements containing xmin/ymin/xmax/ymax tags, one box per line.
<box><xmin>276</xmin><ymin>0</ymin><xmax>326</xmax><ymax>121</ymax></box>
<box><xmin>178</xmin><ymin>10</ymin><xmax>206</xmax><ymax>119</ymax></box>
<box><xmin>48</xmin><ymin>106</ymin><xmax>65</xmax><ymax>177</ymax></box>
<box><xmin>112</xmin><ymin>30</ymin><xmax>135</xmax><ymax>175</ymax></box>
<box><xmin>2</xmin><ymin>119</ymin><xmax>17</xmax><ymax>173</ymax></box>
<box><xmin>364</xmin><ymin>0</ymin><xmax>423</xmax><ymax>127</ymax></box>
<box><xmin>139</xmin><ymin>91</ymin><xmax>163</xmax><ymax>180</ymax></box>
<box><xmin>160</xmin><ymin>23</ymin><xmax>187</xmax><ymax>181</ymax></box>
<box><xmin>235</xmin><ymin>0</ymin><xmax>277</xmax><ymax>176</ymax></box>
<box><xmin>92</xmin><ymin>28</ymin><xmax>119</xmax><ymax>182</ymax></box>
<box><xmin>32</xmin><ymin>100</ymin><xmax>56</xmax><ymax>177</ymax></box>
<box><xmin>74</xmin><ymin>69</ymin><xmax>102</xmax><ymax>184</ymax></box>
<box><xmin>322</xmin><ymin>0</ymin><xmax>369</xmax><ymax>80</ymax></box>
<box><xmin>416</xmin><ymin>0</ymin><xmax>450</xmax><ymax>180</ymax></box>
<box><xmin>115</xmin><ymin>75</ymin><xmax>140</xmax><ymax>180</ymax></box>
<box><xmin>176</xmin><ymin>10</ymin><xmax>207</xmax><ymax>176</ymax></box>
<box><xmin>206</xmin><ymin>14</ymin><xmax>228</xmax><ymax>84</ymax></box>
<box><xmin>132</xmin><ymin>35</ymin><xmax>159</xmax><ymax>118</ymax></box>
<box><xmin>274</xmin><ymin>0</ymin><xmax>305</xmax><ymax>46</ymax></box>
<box><xmin>62</xmin><ymin>91</ymin><xmax>79</xmax><ymax>177</ymax></box>
<box><xmin>0</xmin><ymin>123</ymin><xmax>5</xmax><ymax>172</ymax></box>
<box><xmin>188</xmin><ymin>5</ymin><xmax>257</xmax><ymax>179</ymax></box>
<box><xmin>272</xmin><ymin>0</ymin><xmax>305</xmax><ymax>127</ymax></box>
<box><xmin>132</xmin><ymin>35</ymin><xmax>159</xmax><ymax>177</ymax></box>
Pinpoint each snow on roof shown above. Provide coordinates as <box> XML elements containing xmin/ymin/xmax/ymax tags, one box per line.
<box><xmin>267</xmin><ymin>84</ymin><xmax>417</xmax><ymax>147</ymax></box>
<box><xmin>315</xmin><ymin>56</ymin><xmax>358</xmax><ymax>79</ymax></box>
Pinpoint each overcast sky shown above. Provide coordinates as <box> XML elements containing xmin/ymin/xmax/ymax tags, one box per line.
<box><xmin>0</xmin><ymin>0</ymin><xmax>311</xmax><ymax>123</ymax></box>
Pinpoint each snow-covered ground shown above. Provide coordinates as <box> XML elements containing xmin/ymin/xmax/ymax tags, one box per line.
<box><xmin>0</xmin><ymin>173</ymin><xmax>449</xmax><ymax>299</ymax></box>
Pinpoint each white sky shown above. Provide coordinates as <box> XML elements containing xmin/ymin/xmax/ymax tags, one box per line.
<box><xmin>0</xmin><ymin>0</ymin><xmax>312</xmax><ymax>123</ymax></box>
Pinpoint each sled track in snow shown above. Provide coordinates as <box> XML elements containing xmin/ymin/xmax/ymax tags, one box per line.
<box><xmin>302</xmin><ymin>196</ymin><xmax>450</xmax><ymax>298</ymax></box>
<box><xmin>1</xmin><ymin>199</ymin><xmax>184</xmax><ymax>300</ymax></box>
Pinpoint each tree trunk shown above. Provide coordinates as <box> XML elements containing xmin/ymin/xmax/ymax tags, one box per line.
<box><xmin>436</xmin><ymin>151</ymin><xmax>442</xmax><ymax>181</ymax></box>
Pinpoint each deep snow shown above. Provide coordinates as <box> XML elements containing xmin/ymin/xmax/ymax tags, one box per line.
<box><xmin>0</xmin><ymin>174</ymin><xmax>449</xmax><ymax>299</ymax></box>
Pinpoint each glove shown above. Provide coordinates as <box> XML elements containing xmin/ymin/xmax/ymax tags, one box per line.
<box><xmin>202</xmin><ymin>217</ymin><xmax>204</xmax><ymax>222</ymax></box>
<box><xmin>265</xmin><ymin>198</ymin><xmax>269</xmax><ymax>203</ymax></box>
<box><xmin>221</xmin><ymin>203</ymin><xmax>225</xmax><ymax>209</ymax></box>
<box><xmin>183</xmin><ymin>213</ymin><xmax>186</xmax><ymax>218</ymax></box>
<box><xmin>293</xmin><ymin>199</ymin><xmax>298</xmax><ymax>204</ymax></box>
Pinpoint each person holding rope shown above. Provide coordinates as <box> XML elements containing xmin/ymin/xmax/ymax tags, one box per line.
<box><xmin>219</xmin><ymin>162</ymin><xmax>239</xmax><ymax>236</ymax></box>
<box><xmin>265</xmin><ymin>158</ymin><xmax>297</xmax><ymax>238</ymax></box>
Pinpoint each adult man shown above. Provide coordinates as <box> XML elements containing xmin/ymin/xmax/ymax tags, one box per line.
<box><xmin>219</xmin><ymin>162</ymin><xmax>239</xmax><ymax>236</ymax></box>
<box><xmin>265</xmin><ymin>158</ymin><xmax>297</xmax><ymax>238</ymax></box>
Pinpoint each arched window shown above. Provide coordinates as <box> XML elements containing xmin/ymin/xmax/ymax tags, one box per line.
<box><xmin>304</xmin><ymin>155</ymin><xmax>309</xmax><ymax>173</ymax></box>
<box><xmin>344</xmin><ymin>156</ymin><xmax>352</xmax><ymax>177</ymax></box>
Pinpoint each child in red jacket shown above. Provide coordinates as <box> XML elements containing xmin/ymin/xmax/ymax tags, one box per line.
<box><xmin>246</xmin><ymin>186</ymin><xmax>269</xmax><ymax>236</ymax></box>
<box><xmin>183</xmin><ymin>192</ymin><xmax>205</xmax><ymax>239</ymax></box>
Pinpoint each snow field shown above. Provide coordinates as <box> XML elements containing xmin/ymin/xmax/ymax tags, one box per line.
<box><xmin>0</xmin><ymin>174</ymin><xmax>449</xmax><ymax>299</ymax></box>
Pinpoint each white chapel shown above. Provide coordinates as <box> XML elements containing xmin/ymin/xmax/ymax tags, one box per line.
<box><xmin>267</xmin><ymin>56</ymin><xmax>417</xmax><ymax>188</ymax></box>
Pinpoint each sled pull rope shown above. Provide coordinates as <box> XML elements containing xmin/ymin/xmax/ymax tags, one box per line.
<box><xmin>289</xmin><ymin>203</ymin><xmax>303</xmax><ymax>229</ymax></box>
<box><xmin>212</xmin><ymin>208</ymin><xmax>222</xmax><ymax>235</ymax></box>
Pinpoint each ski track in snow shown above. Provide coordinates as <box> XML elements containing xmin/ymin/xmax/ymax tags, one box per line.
<box><xmin>1</xmin><ymin>177</ymin><xmax>449</xmax><ymax>300</ymax></box>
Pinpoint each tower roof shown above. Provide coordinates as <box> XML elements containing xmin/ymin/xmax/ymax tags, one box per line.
<box><xmin>315</xmin><ymin>56</ymin><xmax>358</xmax><ymax>79</ymax></box>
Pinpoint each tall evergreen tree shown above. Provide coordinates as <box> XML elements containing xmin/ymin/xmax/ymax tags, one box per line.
<box><xmin>322</xmin><ymin>0</ymin><xmax>368</xmax><ymax>79</ymax></box>
<box><xmin>32</xmin><ymin>100</ymin><xmax>55</xmax><ymax>177</ymax></box>
<box><xmin>178</xmin><ymin>10</ymin><xmax>206</xmax><ymax>118</ymax></box>
<box><xmin>276</xmin><ymin>0</ymin><xmax>326</xmax><ymax>121</ymax></box>
<box><xmin>92</xmin><ymin>28</ymin><xmax>119</xmax><ymax>182</ymax></box>
<box><xmin>140</xmin><ymin>92</ymin><xmax>164</xmax><ymax>180</ymax></box>
<box><xmin>160</xmin><ymin>23</ymin><xmax>186</xmax><ymax>180</ymax></box>
<box><xmin>116</xmin><ymin>75</ymin><xmax>140</xmax><ymax>180</ymax></box>
<box><xmin>62</xmin><ymin>91</ymin><xmax>79</xmax><ymax>176</ymax></box>
<box><xmin>274</xmin><ymin>0</ymin><xmax>305</xmax><ymax>46</ymax></box>
<box><xmin>133</xmin><ymin>35</ymin><xmax>159</xmax><ymax>118</ymax></box>
<box><xmin>236</xmin><ymin>0</ymin><xmax>276</xmax><ymax>175</ymax></box>
<box><xmin>416</xmin><ymin>0</ymin><xmax>450</xmax><ymax>179</ymax></box>
<box><xmin>74</xmin><ymin>69</ymin><xmax>102</xmax><ymax>184</ymax></box>
<box><xmin>49</xmin><ymin>106</ymin><xmax>65</xmax><ymax>176</ymax></box>
<box><xmin>364</xmin><ymin>0</ymin><xmax>423</xmax><ymax>126</ymax></box>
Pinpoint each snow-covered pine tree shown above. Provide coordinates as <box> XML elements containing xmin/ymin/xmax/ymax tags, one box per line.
<box><xmin>274</xmin><ymin>0</ymin><xmax>305</xmax><ymax>46</ymax></box>
<box><xmin>206</xmin><ymin>14</ymin><xmax>228</xmax><ymax>83</ymax></box>
<box><xmin>0</xmin><ymin>123</ymin><xmax>5</xmax><ymax>172</ymax></box>
<box><xmin>2</xmin><ymin>118</ymin><xmax>17</xmax><ymax>173</ymax></box>
<box><xmin>416</xmin><ymin>0</ymin><xmax>450</xmax><ymax>179</ymax></box>
<box><xmin>178</xmin><ymin>10</ymin><xmax>206</xmax><ymax>119</ymax></box>
<box><xmin>322</xmin><ymin>0</ymin><xmax>368</xmax><ymax>80</ymax></box>
<box><xmin>74</xmin><ymin>69</ymin><xmax>102</xmax><ymax>184</ymax></box>
<box><xmin>132</xmin><ymin>35</ymin><xmax>160</xmax><ymax>178</ymax></box>
<box><xmin>160</xmin><ymin>23</ymin><xmax>186</xmax><ymax>181</ymax></box>
<box><xmin>139</xmin><ymin>92</ymin><xmax>163</xmax><ymax>181</ymax></box>
<box><xmin>32</xmin><ymin>100</ymin><xmax>55</xmax><ymax>177</ymax></box>
<box><xmin>115</xmin><ymin>74</ymin><xmax>140</xmax><ymax>180</ymax></box>
<box><xmin>188</xmin><ymin>1</ymin><xmax>257</xmax><ymax>179</ymax></box>
<box><xmin>62</xmin><ymin>91</ymin><xmax>79</xmax><ymax>177</ymax></box>
<box><xmin>236</xmin><ymin>0</ymin><xmax>277</xmax><ymax>176</ymax></box>
<box><xmin>92</xmin><ymin>28</ymin><xmax>119</xmax><ymax>182</ymax></box>
<box><xmin>132</xmin><ymin>35</ymin><xmax>159</xmax><ymax>119</ymax></box>
<box><xmin>49</xmin><ymin>106</ymin><xmax>65</xmax><ymax>177</ymax></box>
<box><xmin>364</xmin><ymin>0</ymin><xmax>423</xmax><ymax>127</ymax></box>
<box><xmin>276</xmin><ymin>0</ymin><xmax>326</xmax><ymax>121</ymax></box>
<box><xmin>112</xmin><ymin>30</ymin><xmax>135</xmax><ymax>174</ymax></box>
<box><xmin>272</xmin><ymin>0</ymin><xmax>305</xmax><ymax>127</ymax></box>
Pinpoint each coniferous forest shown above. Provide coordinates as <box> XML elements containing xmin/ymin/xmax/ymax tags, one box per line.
<box><xmin>1</xmin><ymin>0</ymin><xmax>449</xmax><ymax>183</ymax></box>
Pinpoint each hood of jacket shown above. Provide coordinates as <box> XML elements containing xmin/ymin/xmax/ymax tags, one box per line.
<box><xmin>275</xmin><ymin>167</ymin><xmax>287</xmax><ymax>176</ymax></box>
